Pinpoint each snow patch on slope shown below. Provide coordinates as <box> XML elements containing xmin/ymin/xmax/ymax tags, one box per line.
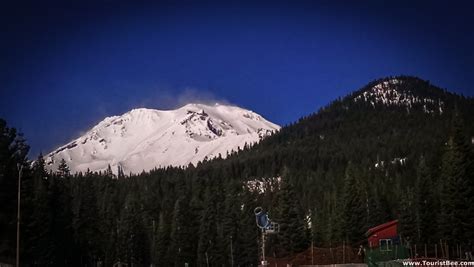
<box><xmin>245</xmin><ymin>177</ymin><xmax>281</xmax><ymax>194</ymax></box>
<box><xmin>354</xmin><ymin>79</ymin><xmax>444</xmax><ymax>114</ymax></box>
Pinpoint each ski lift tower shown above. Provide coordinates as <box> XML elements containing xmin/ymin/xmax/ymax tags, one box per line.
<box><xmin>254</xmin><ymin>207</ymin><xmax>279</xmax><ymax>266</ymax></box>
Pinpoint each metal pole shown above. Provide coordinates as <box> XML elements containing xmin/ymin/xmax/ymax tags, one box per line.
<box><xmin>206</xmin><ymin>239</ymin><xmax>211</xmax><ymax>267</ymax></box>
<box><xmin>16</xmin><ymin>164</ymin><xmax>22</xmax><ymax>267</ymax></box>
<box><xmin>262</xmin><ymin>230</ymin><xmax>266</xmax><ymax>266</ymax></box>
<box><xmin>230</xmin><ymin>235</ymin><xmax>234</xmax><ymax>267</ymax></box>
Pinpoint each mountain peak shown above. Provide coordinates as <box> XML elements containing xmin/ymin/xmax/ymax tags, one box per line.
<box><xmin>45</xmin><ymin>104</ymin><xmax>279</xmax><ymax>174</ymax></box>
<box><xmin>353</xmin><ymin>76</ymin><xmax>445</xmax><ymax>114</ymax></box>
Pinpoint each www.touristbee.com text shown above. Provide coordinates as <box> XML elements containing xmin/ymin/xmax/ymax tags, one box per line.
<box><xmin>403</xmin><ymin>261</ymin><xmax>474</xmax><ymax>266</ymax></box>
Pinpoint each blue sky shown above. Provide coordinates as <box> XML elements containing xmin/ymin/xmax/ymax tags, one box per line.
<box><xmin>1</xmin><ymin>0</ymin><xmax>473</xmax><ymax>156</ymax></box>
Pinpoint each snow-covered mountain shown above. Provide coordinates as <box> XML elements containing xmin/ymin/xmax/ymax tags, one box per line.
<box><xmin>45</xmin><ymin>103</ymin><xmax>280</xmax><ymax>174</ymax></box>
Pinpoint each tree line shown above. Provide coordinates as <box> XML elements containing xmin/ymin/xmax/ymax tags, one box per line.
<box><xmin>1</xmin><ymin>76</ymin><xmax>473</xmax><ymax>266</ymax></box>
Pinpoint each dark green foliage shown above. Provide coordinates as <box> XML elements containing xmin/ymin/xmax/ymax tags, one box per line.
<box><xmin>118</xmin><ymin>190</ymin><xmax>151</xmax><ymax>265</ymax></box>
<box><xmin>272</xmin><ymin>175</ymin><xmax>309</xmax><ymax>257</ymax></box>
<box><xmin>222</xmin><ymin>181</ymin><xmax>244</xmax><ymax>266</ymax></box>
<box><xmin>236</xmin><ymin>190</ymin><xmax>259</xmax><ymax>266</ymax></box>
<box><xmin>399</xmin><ymin>189</ymin><xmax>418</xmax><ymax>244</ymax></box>
<box><xmin>71</xmin><ymin>176</ymin><xmax>102</xmax><ymax>265</ymax></box>
<box><xmin>197</xmin><ymin>182</ymin><xmax>226</xmax><ymax>266</ymax></box>
<box><xmin>367</xmin><ymin>189</ymin><xmax>392</xmax><ymax>229</ymax></box>
<box><xmin>57</xmin><ymin>158</ymin><xmax>70</xmax><ymax>177</ymax></box>
<box><xmin>155</xmin><ymin>210</ymin><xmax>172</xmax><ymax>266</ymax></box>
<box><xmin>415</xmin><ymin>156</ymin><xmax>437</xmax><ymax>243</ymax></box>
<box><xmin>1</xmin><ymin>76</ymin><xmax>473</xmax><ymax>265</ymax></box>
<box><xmin>169</xmin><ymin>194</ymin><xmax>197</xmax><ymax>266</ymax></box>
<box><xmin>341</xmin><ymin>163</ymin><xmax>366</xmax><ymax>244</ymax></box>
<box><xmin>0</xmin><ymin>119</ymin><xmax>29</xmax><ymax>260</ymax></box>
<box><xmin>23</xmin><ymin>154</ymin><xmax>52</xmax><ymax>264</ymax></box>
<box><xmin>438</xmin><ymin>112</ymin><xmax>474</xmax><ymax>245</ymax></box>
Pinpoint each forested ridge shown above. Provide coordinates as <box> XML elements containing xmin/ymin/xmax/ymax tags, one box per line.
<box><xmin>1</xmin><ymin>76</ymin><xmax>473</xmax><ymax>266</ymax></box>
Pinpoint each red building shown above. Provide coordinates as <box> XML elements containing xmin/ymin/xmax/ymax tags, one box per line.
<box><xmin>366</xmin><ymin>220</ymin><xmax>399</xmax><ymax>248</ymax></box>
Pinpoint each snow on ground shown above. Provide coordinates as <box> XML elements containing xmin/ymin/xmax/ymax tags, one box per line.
<box><xmin>245</xmin><ymin>176</ymin><xmax>281</xmax><ymax>194</ymax></box>
<box><xmin>354</xmin><ymin>79</ymin><xmax>444</xmax><ymax>114</ymax></box>
<box><xmin>45</xmin><ymin>103</ymin><xmax>280</xmax><ymax>174</ymax></box>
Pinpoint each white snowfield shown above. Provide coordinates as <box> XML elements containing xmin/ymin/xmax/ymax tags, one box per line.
<box><xmin>45</xmin><ymin>103</ymin><xmax>280</xmax><ymax>174</ymax></box>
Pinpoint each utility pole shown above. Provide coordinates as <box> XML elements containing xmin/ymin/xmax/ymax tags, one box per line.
<box><xmin>230</xmin><ymin>235</ymin><xmax>234</xmax><ymax>267</ymax></box>
<box><xmin>16</xmin><ymin>164</ymin><xmax>23</xmax><ymax>267</ymax></box>
<box><xmin>261</xmin><ymin>230</ymin><xmax>266</xmax><ymax>266</ymax></box>
<box><xmin>206</xmin><ymin>240</ymin><xmax>211</xmax><ymax>267</ymax></box>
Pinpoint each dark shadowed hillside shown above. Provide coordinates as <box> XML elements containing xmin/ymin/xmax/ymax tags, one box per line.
<box><xmin>1</xmin><ymin>76</ymin><xmax>473</xmax><ymax>266</ymax></box>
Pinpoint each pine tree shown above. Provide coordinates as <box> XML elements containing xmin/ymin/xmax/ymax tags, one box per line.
<box><xmin>32</xmin><ymin>152</ymin><xmax>48</xmax><ymax>181</ymax></box>
<box><xmin>327</xmin><ymin>190</ymin><xmax>343</xmax><ymax>243</ymax></box>
<box><xmin>196</xmin><ymin>184</ymin><xmax>225</xmax><ymax>266</ymax></box>
<box><xmin>57</xmin><ymin>158</ymin><xmax>70</xmax><ymax>177</ymax></box>
<box><xmin>399</xmin><ymin>188</ymin><xmax>417</xmax><ymax>245</ymax></box>
<box><xmin>367</xmin><ymin>188</ymin><xmax>391</xmax><ymax>229</ymax></box>
<box><xmin>71</xmin><ymin>176</ymin><xmax>101</xmax><ymax>265</ymax></box>
<box><xmin>310</xmin><ymin>206</ymin><xmax>325</xmax><ymax>246</ymax></box>
<box><xmin>105</xmin><ymin>164</ymin><xmax>114</xmax><ymax>178</ymax></box>
<box><xmin>236</xmin><ymin>190</ymin><xmax>258</xmax><ymax>266</ymax></box>
<box><xmin>169</xmin><ymin>195</ymin><xmax>196</xmax><ymax>266</ymax></box>
<box><xmin>117</xmin><ymin>165</ymin><xmax>125</xmax><ymax>179</ymax></box>
<box><xmin>222</xmin><ymin>181</ymin><xmax>242</xmax><ymax>266</ymax></box>
<box><xmin>0</xmin><ymin>119</ymin><xmax>29</xmax><ymax>259</ymax></box>
<box><xmin>118</xmin><ymin>191</ymin><xmax>150</xmax><ymax>265</ymax></box>
<box><xmin>439</xmin><ymin>112</ymin><xmax>474</xmax><ymax>244</ymax></box>
<box><xmin>341</xmin><ymin>163</ymin><xmax>366</xmax><ymax>244</ymax></box>
<box><xmin>1</xmin><ymin>76</ymin><xmax>474</xmax><ymax>263</ymax></box>
<box><xmin>274</xmin><ymin>175</ymin><xmax>309</xmax><ymax>257</ymax></box>
<box><xmin>155</xmin><ymin>211</ymin><xmax>172</xmax><ymax>266</ymax></box>
<box><xmin>415</xmin><ymin>156</ymin><xmax>436</xmax><ymax>243</ymax></box>
<box><xmin>97</xmin><ymin>178</ymin><xmax>120</xmax><ymax>266</ymax></box>
<box><xmin>24</xmin><ymin>153</ymin><xmax>52</xmax><ymax>264</ymax></box>
<box><xmin>47</xmin><ymin>175</ymin><xmax>75</xmax><ymax>265</ymax></box>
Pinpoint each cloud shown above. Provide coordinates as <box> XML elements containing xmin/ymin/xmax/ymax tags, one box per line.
<box><xmin>55</xmin><ymin>86</ymin><xmax>233</xmax><ymax>152</ymax></box>
<box><xmin>174</xmin><ymin>87</ymin><xmax>233</xmax><ymax>108</ymax></box>
<box><xmin>128</xmin><ymin>86</ymin><xmax>233</xmax><ymax>111</ymax></box>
